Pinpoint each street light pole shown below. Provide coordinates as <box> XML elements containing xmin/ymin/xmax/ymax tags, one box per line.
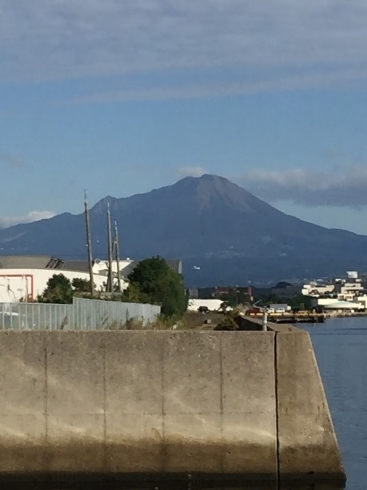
<box><xmin>254</xmin><ymin>300</ymin><xmax>268</xmax><ymax>331</ymax></box>
<box><xmin>262</xmin><ymin>307</ymin><xmax>268</xmax><ymax>331</ymax></box>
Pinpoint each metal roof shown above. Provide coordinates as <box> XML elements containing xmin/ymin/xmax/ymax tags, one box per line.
<box><xmin>0</xmin><ymin>255</ymin><xmax>182</xmax><ymax>276</ymax></box>
<box><xmin>0</xmin><ymin>255</ymin><xmax>90</xmax><ymax>273</ymax></box>
<box><xmin>0</xmin><ymin>255</ymin><xmax>60</xmax><ymax>269</ymax></box>
<box><xmin>62</xmin><ymin>261</ymin><xmax>90</xmax><ymax>273</ymax></box>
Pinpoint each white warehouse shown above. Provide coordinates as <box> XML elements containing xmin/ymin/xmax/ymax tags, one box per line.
<box><xmin>0</xmin><ymin>256</ymin><xmax>118</xmax><ymax>302</ymax></box>
<box><xmin>0</xmin><ymin>255</ymin><xmax>183</xmax><ymax>303</ymax></box>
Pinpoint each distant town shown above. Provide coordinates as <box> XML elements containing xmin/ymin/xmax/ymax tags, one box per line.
<box><xmin>188</xmin><ymin>269</ymin><xmax>367</xmax><ymax>316</ymax></box>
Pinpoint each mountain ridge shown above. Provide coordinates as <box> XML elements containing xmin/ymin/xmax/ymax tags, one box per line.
<box><xmin>0</xmin><ymin>175</ymin><xmax>366</xmax><ymax>285</ymax></box>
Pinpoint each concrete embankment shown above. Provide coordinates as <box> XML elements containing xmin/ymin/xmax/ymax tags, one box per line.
<box><xmin>0</xmin><ymin>328</ymin><xmax>345</xmax><ymax>485</ymax></box>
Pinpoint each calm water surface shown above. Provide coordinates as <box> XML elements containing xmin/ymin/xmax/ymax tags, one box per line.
<box><xmin>302</xmin><ymin>317</ymin><xmax>367</xmax><ymax>490</ymax></box>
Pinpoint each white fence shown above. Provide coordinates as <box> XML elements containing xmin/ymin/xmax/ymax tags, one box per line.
<box><xmin>0</xmin><ymin>297</ymin><xmax>161</xmax><ymax>330</ymax></box>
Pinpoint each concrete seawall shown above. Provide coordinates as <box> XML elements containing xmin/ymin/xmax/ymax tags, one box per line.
<box><xmin>0</xmin><ymin>330</ymin><xmax>345</xmax><ymax>485</ymax></box>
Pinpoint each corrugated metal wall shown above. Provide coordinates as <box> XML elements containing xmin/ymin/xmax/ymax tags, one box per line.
<box><xmin>73</xmin><ymin>297</ymin><xmax>161</xmax><ymax>329</ymax></box>
<box><xmin>0</xmin><ymin>298</ymin><xmax>161</xmax><ymax>330</ymax></box>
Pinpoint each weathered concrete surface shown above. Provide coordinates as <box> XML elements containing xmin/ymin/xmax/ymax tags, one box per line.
<box><xmin>277</xmin><ymin>331</ymin><xmax>345</xmax><ymax>482</ymax></box>
<box><xmin>0</xmin><ymin>332</ymin><xmax>47</xmax><ymax>474</ymax></box>
<box><xmin>0</xmin><ymin>329</ymin><xmax>345</xmax><ymax>484</ymax></box>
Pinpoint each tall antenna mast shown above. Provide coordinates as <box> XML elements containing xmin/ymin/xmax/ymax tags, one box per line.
<box><xmin>84</xmin><ymin>190</ymin><xmax>95</xmax><ymax>296</ymax></box>
<box><xmin>114</xmin><ymin>220</ymin><xmax>122</xmax><ymax>292</ymax></box>
<box><xmin>107</xmin><ymin>202</ymin><xmax>114</xmax><ymax>293</ymax></box>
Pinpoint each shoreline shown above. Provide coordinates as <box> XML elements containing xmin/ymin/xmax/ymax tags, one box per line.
<box><xmin>324</xmin><ymin>312</ymin><xmax>367</xmax><ymax>319</ymax></box>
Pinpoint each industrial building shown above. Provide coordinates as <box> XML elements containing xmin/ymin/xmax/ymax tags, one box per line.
<box><xmin>0</xmin><ymin>256</ymin><xmax>109</xmax><ymax>302</ymax></box>
<box><xmin>0</xmin><ymin>255</ymin><xmax>182</xmax><ymax>303</ymax></box>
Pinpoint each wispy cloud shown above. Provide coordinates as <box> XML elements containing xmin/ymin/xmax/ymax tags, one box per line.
<box><xmin>178</xmin><ymin>166</ymin><xmax>207</xmax><ymax>178</ymax></box>
<box><xmin>0</xmin><ymin>211</ymin><xmax>56</xmax><ymax>229</ymax></box>
<box><xmin>237</xmin><ymin>165</ymin><xmax>367</xmax><ymax>207</ymax></box>
<box><xmin>1</xmin><ymin>0</ymin><xmax>367</xmax><ymax>96</ymax></box>
<box><xmin>0</xmin><ymin>153</ymin><xmax>22</xmax><ymax>166</ymax></box>
<box><xmin>62</xmin><ymin>67</ymin><xmax>367</xmax><ymax>104</ymax></box>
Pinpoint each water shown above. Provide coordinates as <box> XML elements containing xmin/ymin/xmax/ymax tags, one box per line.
<box><xmin>302</xmin><ymin>317</ymin><xmax>367</xmax><ymax>490</ymax></box>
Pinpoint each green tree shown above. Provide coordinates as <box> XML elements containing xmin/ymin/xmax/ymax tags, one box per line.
<box><xmin>121</xmin><ymin>282</ymin><xmax>142</xmax><ymax>303</ymax></box>
<box><xmin>123</xmin><ymin>256</ymin><xmax>188</xmax><ymax>317</ymax></box>
<box><xmin>72</xmin><ymin>277</ymin><xmax>92</xmax><ymax>293</ymax></box>
<box><xmin>38</xmin><ymin>274</ymin><xmax>73</xmax><ymax>304</ymax></box>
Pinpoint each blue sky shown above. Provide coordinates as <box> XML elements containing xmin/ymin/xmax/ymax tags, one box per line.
<box><xmin>1</xmin><ymin>0</ymin><xmax>367</xmax><ymax>233</ymax></box>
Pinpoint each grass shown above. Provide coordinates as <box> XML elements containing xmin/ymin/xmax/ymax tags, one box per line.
<box><xmin>178</xmin><ymin>311</ymin><xmax>225</xmax><ymax>330</ymax></box>
<box><xmin>94</xmin><ymin>311</ymin><xmax>227</xmax><ymax>331</ymax></box>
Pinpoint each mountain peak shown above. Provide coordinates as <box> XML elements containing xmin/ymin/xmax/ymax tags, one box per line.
<box><xmin>174</xmin><ymin>173</ymin><xmax>242</xmax><ymax>196</ymax></box>
<box><xmin>1</xmin><ymin>173</ymin><xmax>367</xmax><ymax>285</ymax></box>
<box><xmin>177</xmin><ymin>173</ymin><xmax>230</xmax><ymax>185</ymax></box>
<box><xmin>173</xmin><ymin>173</ymin><xmax>263</xmax><ymax>213</ymax></box>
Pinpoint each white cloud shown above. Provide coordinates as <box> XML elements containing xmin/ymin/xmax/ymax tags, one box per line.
<box><xmin>1</xmin><ymin>0</ymin><xmax>367</xmax><ymax>95</ymax></box>
<box><xmin>237</xmin><ymin>165</ymin><xmax>367</xmax><ymax>206</ymax></box>
<box><xmin>0</xmin><ymin>211</ymin><xmax>56</xmax><ymax>228</ymax></box>
<box><xmin>178</xmin><ymin>166</ymin><xmax>207</xmax><ymax>178</ymax></box>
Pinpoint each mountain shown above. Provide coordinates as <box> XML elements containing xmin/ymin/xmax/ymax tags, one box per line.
<box><xmin>1</xmin><ymin>174</ymin><xmax>367</xmax><ymax>286</ymax></box>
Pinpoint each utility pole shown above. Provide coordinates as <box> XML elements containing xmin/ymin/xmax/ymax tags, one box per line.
<box><xmin>84</xmin><ymin>190</ymin><xmax>95</xmax><ymax>297</ymax></box>
<box><xmin>114</xmin><ymin>220</ymin><xmax>122</xmax><ymax>292</ymax></box>
<box><xmin>107</xmin><ymin>202</ymin><xmax>114</xmax><ymax>293</ymax></box>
